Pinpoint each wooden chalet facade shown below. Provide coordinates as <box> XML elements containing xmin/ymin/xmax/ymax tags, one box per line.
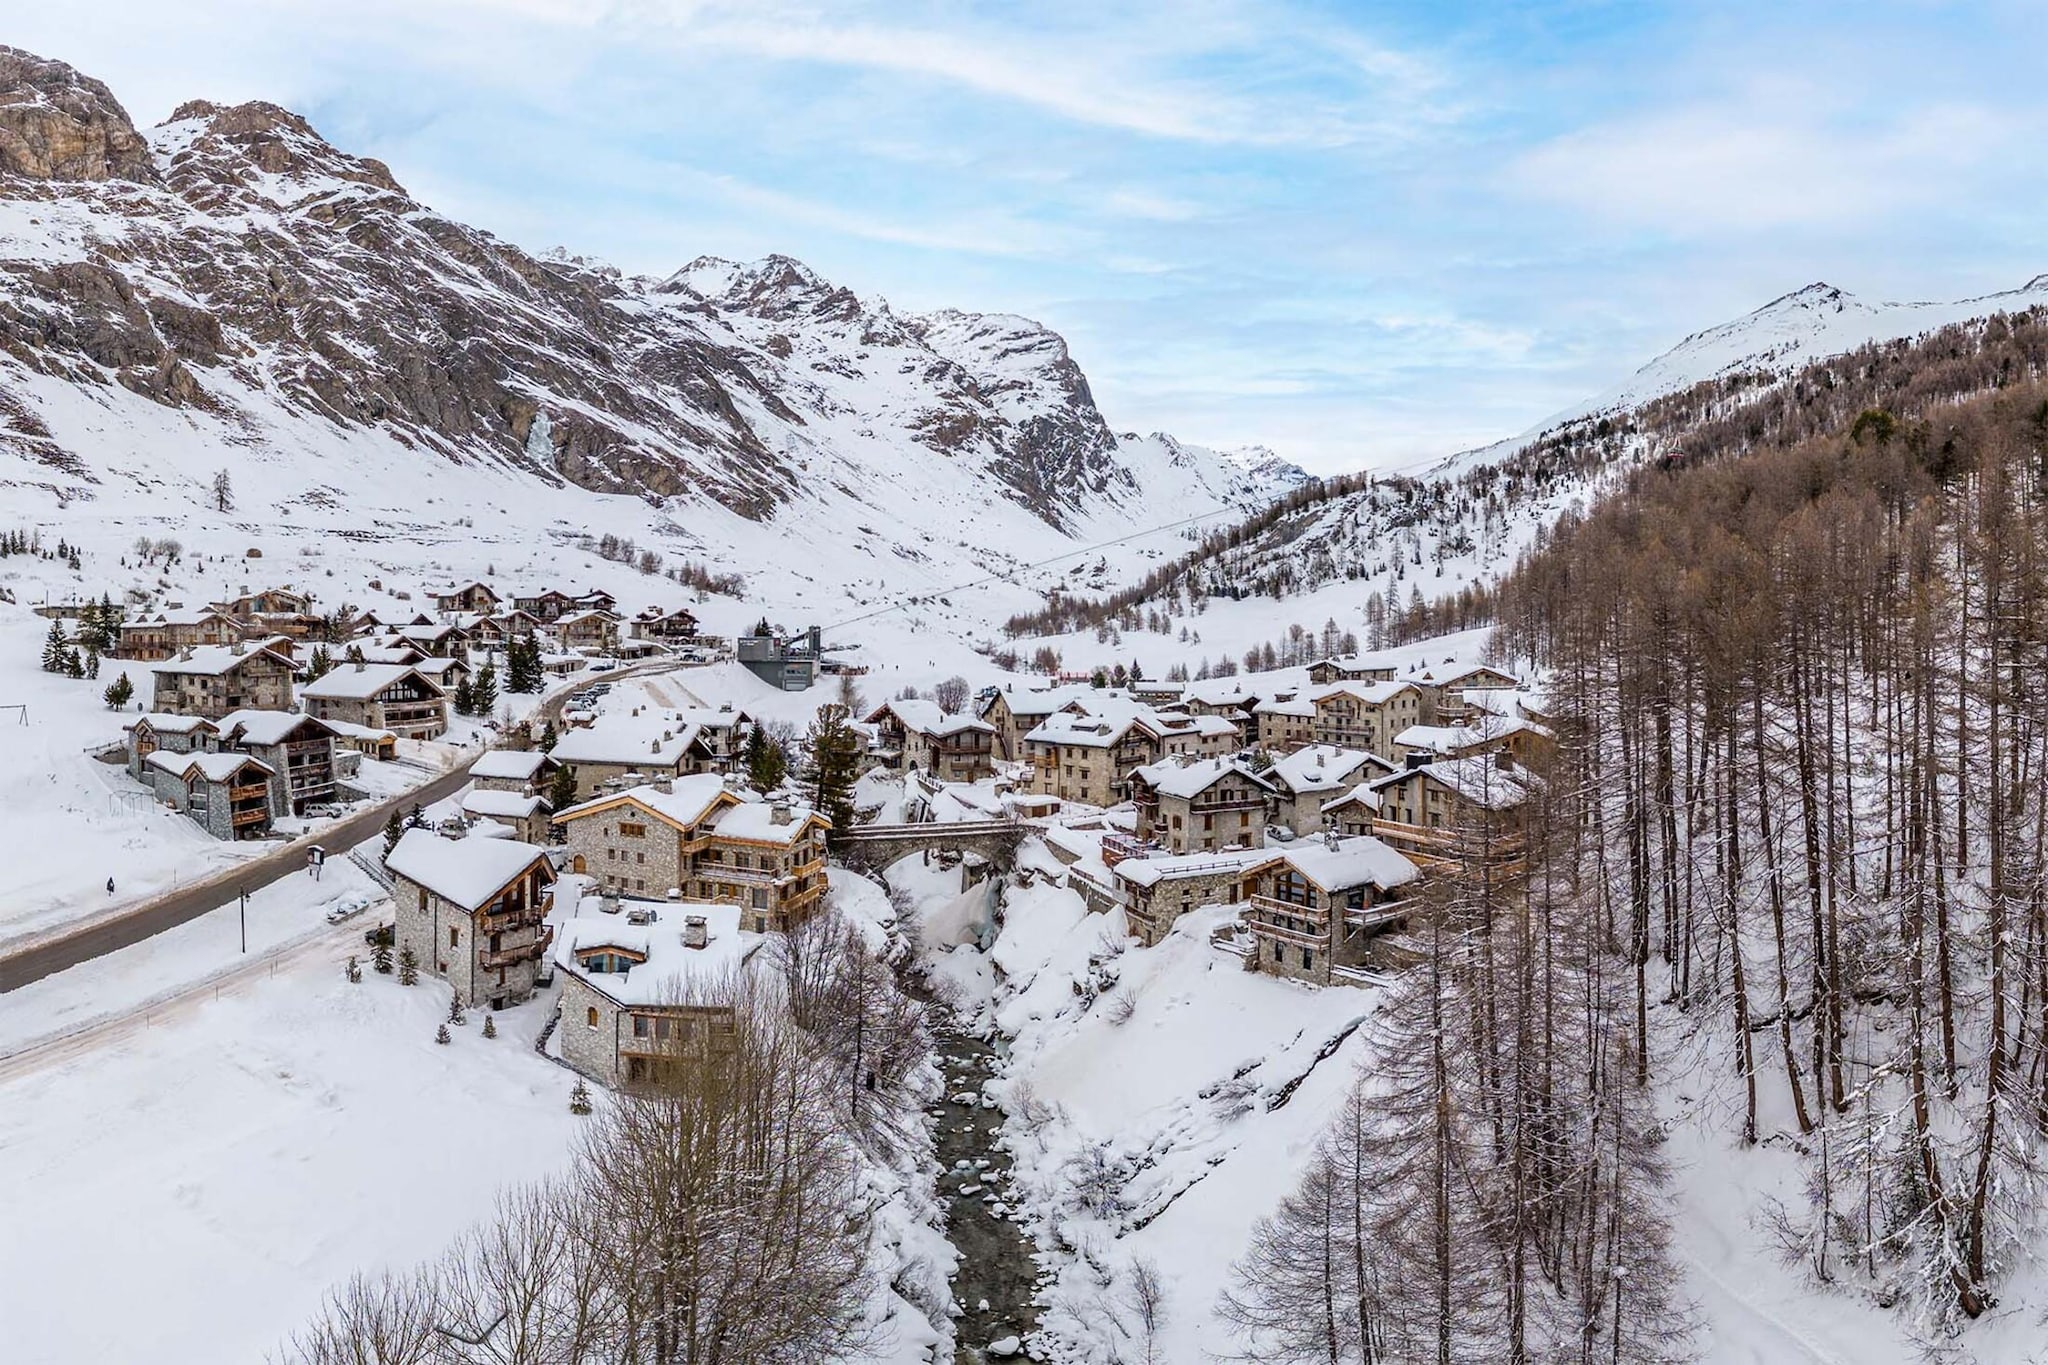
<box><xmin>300</xmin><ymin>662</ymin><xmax>449</xmax><ymax>739</ymax></box>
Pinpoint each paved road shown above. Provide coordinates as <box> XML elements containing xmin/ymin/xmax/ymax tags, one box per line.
<box><xmin>0</xmin><ymin>658</ymin><xmax>691</xmax><ymax>994</ymax></box>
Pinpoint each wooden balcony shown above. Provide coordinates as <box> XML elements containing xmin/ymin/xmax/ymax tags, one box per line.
<box><xmin>479</xmin><ymin>927</ymin><xmax>551</xmax><ymax>969</ymax></box>
<box><xmin>229</xmin><ymin>782</ymin><xmax>269</xmax><ymax>804</ymax></box>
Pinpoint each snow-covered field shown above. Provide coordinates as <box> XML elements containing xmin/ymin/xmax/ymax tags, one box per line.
<box><xmin>0</xmin><ymin>947</ymin><xmax>585</xmax><ymax>1365</ymax></box>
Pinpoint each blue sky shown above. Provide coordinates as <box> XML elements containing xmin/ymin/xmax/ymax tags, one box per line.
<box><xmin>22</xmin><ymin>1</ymin><xmax>2048</xmax><ymax>471</ymax></box>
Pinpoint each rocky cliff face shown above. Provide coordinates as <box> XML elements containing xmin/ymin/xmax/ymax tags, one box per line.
<box><xmin>0</xmin><ymin>49</ymin><xmax>1286</xmax><ymax>532</ymax></box>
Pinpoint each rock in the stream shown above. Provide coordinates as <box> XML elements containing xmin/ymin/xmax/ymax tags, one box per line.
<box><xmin>987</xmin><ymin>1335</ymin><xmax>1023</xmax><ymax>1358</ymax></box>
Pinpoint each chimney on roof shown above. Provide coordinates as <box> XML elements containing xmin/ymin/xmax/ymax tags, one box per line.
<box><xmin>652</xmin><ymin>778</ymin><xmax>674</xmax><ymax>795</ymax></box>
<box><xmin>720</xmin><ymin>702</ymin><xmax>732</xmax><ymax>713</ymax></box>
<box><xmin>771</xmin><ymin>801</ymin><xmax>792</xmax><ymax>826</ymax></box>
<box><xmin>683</xmin><ymin>914</ymin><xmax>709</xmax><ymax>949</ymax></box>
<box><xmin>355</xmin><ymin>657</ymin><xmax>366</xmax><ymax>672</ymax></box>
<box><xmin>1405</xmin><ymin>751</ymin><xmax>1428</xmax><ymax>770</ymax></box>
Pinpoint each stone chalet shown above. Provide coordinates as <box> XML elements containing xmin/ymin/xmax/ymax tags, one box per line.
<box><xmin>555</xmin><ymin>608</ymin><xmax>620</xmax><ymax>654</ymax></box>
<box><xmin>556</xmin><ymin>898</ymin><xmax>758</xmax><ymax>1088</ymax></box>
<box><xmin>212</xmin><ymin>709</ymin><xmax>340</xmax><ymax>815</ymax></box>
<box><xmin>125</xmin><ymin>708</ymin><xmax>342</xmax><ymax>823</ymax></box>
<box><xmin>461</xmin><ymin>788</ymin><xmax>552</xmax><ymax>843</ymax></box>
<box><xmin>1127</xmin><ymin>755</ymin><xmax>1278</xmax><ymax>855</ymax></box>
<box><xmin>119</xmin><ymin>607</ymin><xmax>241</xmax><ymax>661</ymax></box>
<box><xmin>1308</xmin><ymin>679</ymin><xmax>1431</xmax><ymax>753</ymax></box>
<box><xmin>386</xmin><ymin>827</ymin><xmax>555</xmax><ymax>1011</ymax></box>
<box><xmin>149</xmin><ymin>641</ymin><xmax>296</xmax><ymax>720</ymax></box>
<box><xmin>433</xmin><ymin>581</ymin><xmax>501</xmax><ymax>614</ymax></box>
<box><xmin>1251</xmin><ymin>692</ymin><xmax>1316</xmax><ymax>752</ymax></box>
<box><xmin>979</xmin><ymin>683</ymin><xmax>1097</xmax><ymax>761</ymax></box>
<box><xmin>631</xmin><ymin>606</ymin><xmax>701</xmax><ymax>641</ymax></box>
<box><xmin>137</xmin><ymin>749</ymin><xmax>280</xmax><ymax>839</ymax></box>
<box><xmin>1307</xmin><ymin>654</ymin><xmax>1399</xmax><ymax>686</ymax></box>
<box><xmin>863</xmin><ymin>698</ymin><xmax>996</xmax><ymax>782</ymax></box>
<box><xmin>299</xmin><ymin>661</ymin><xmax>449</xmax><ymax>739</ymax></box>
<box><xmin>1265</xmin><ymin>745</ymin><xmax>1394</xmax><ymax>836</ymax></box>
<box><xmin>394</xmin><ymin>621</ymin><xmax>470</xmax><ymax>663</ymax></box>
<box><xmin>216</xmin><ymin>586</ymin><xmax>312</xmax><ymax>618</ymax></box>
<box><xmin>1367</xmin><ymin>752</ymin><xmax>1539</xmax><ymax>872</ymax></box>
<box><xmin>550</xmin><ymin>708</ymin><xmax>751</xmax><ymax>798</ymax></box>
<box><xmin>1416</xmin><ymin>665</ymin><xmax>1522</xmax><ymax>723</ymax></box>
<box><xmin>1318</xmin><ymin>784</ymin><xmax>1380</xmax><ymax>838</ymax></box>
<box><xmin>1115</xmin><ymin>845</ymin><xmax>1273</xmax><ymax>947</ymax></box>
<box><xmin>1240</xmin><ymin>833</ymin><xmax>1420</xmax><ymax>985</ymax></box>
<box><xmin>469</xmin><ymin>747</ymin><xmax>559</xmax><ymax>794</ymax></box>
<box><xmin>1392</xmin><ymin>713</ymin><xmax>1554</xmax><ymax>766</ymax></box>
<box><xmin>553</xmin><ymin>777</ymin><xmax>831</xmax><ymax>933</ymax></box>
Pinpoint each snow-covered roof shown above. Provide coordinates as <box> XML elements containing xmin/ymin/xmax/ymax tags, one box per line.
<box><xmin>320</xmin><ymin>717</ymin><xmax>398</xmax><ymax>743</ymax></box>
<box><xmin>554</xmin><ymin>775</ymin><xmax>734</xmax><ymax>830</ymax></box>
<box><xmin>301</xmin><ymin>663</ymin><xmax>442</xmax><ymax>700</ymax></box>
<box><xmin>1311</xmin><ymin>679</ymin><xmax>1421</xmax><ymax>706</ymax></box>
<box><xmin>990</xmin><ymin>683</ymin><xmax>1097</xmax><ymax>718</ymax></box>
<box><xmin>1114</xmin><ymin>845</ymin><xmax>1273</xmax><ymax>888</ymax></box>
<box><xmin>1023</xmin><ymin>711</ymin><xmax>1132</xmax><ymax>749</ymax></box>
<box><xmin>1251</xmin><ymin>695</ymin><xmax>1315</xmax><ymax>718</ymax></box>
<box><xmin>1263</xmin><ymin>834</ymin><xmax>1418</xmax><ymax>893</ymax></box>
<box><xmin>1370</xmin><ymin>755</ymin><xmax>1541</xmax><ymax>810</ymax></box>
<box><xmin>554</xmin><ymin>898</ymin><xmax>759</xmax><ymax>1007</ymax></box>
<box><xmin>350</xmin><ymin>642</ymin><xmax>427</xmax><ymax>665</ymax></box>
<box><xmin>146</xmin><ymin>749</ymin><xmax>273</xmax><ymax>783</ymax></box>
<box><xmin>1268</xmin><ymin>745</ymin><xmax>1382</xmax><ymax>796</ymax></box>
<box><xmin>149</xmin><ymin>642</ymin><xmax>292</xmax><ymax>677</ymax></box>
<box><xmin>709</xmin><ymin>798</ymin><xmax>826</xmax><ymax>844</ymax></box>
<box><xmin>385</xmin><ymin>828</ymin><xmax>550</xmax><ymax>911</ymax></box>
<box><xmin>669</xmin><ymin>705</ymin><xmax>749</xmax><ymax>732</ymax></box>
<box><xmin>215</xmin><ymin>709</ymin><xmax>335</xmax><ymax>746</ymax></box>
<box><xmin>126</xmin><ymin>712</ymin><xmax>217</xmax><ymax>736</ymax></box>
<box><xmin>470</xmin><ymin>749</ymin><xmax>553</xmax><ymax>782</ymax></box>
<box><xmin>130</xmin><ymin>606</ymin><xmax>232</xmax><ymax>627</ymax></box>
<box><xmin>1320</xmin><ymin>782</ymin><xmax>1381</xmax><ymax>814</ymax></box>
<box><xmin>462</xmin><ymin>789</ymin><xmax>548</xmax><ymax>819</ymax></box>
<box><xmin>870</xmin><ymin>697</ymin><xmax>995</xmax><ymax>738</ymax></box>
<box><xmin>549</xmin><ymin>714</ymin><xmax>703</xmax><ymax>768</ymax></box>
<box><xmin>1130</xmin><ymin>755</ymin><xmax>1274</xmax><ymax>800</ymax></box>
<box><xmin>555</xmin><ymin>608</ymin><xmax>616</xmax><ymax>626</ymax></box>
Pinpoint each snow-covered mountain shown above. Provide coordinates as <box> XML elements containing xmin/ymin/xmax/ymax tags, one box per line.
<box><xmin>998</xmin><ymin>273</ymin><xmax>2048</xmax><ymax>667</ymax></box>
<box><xmin>0</xmin><ymin>47</ymin><xmax>1290</xmax><ymax>603</ymax></box>
<box><xmin>1440</xmin><ymin>275</ymin><xmax>2048</xmax><ymax>477</ymax></box>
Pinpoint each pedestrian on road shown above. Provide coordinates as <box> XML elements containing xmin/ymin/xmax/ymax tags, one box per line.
<box><xmin>106</xmin><ymin>877</ymin><xmax>115</xmax><ymax>895</ymax></box>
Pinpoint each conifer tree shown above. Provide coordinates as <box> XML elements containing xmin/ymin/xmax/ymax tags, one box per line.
<box><xmin>103</xmin><ymin>672</ymin><xmax>133</xmax><ymax>710</ymax></box>
<box><xmin>372</xmin><ymin>939</ymin><xmax>393</xmax><ymax>975</ymax></box>
<box><xmin>547</xmin><ymin>763</ymin><xmax>579</xmax><ymax>813</ymax></box>
<box><xmin>569</xmin><ymin>1078</ymin><xmax>593</xmax><ymax>1115</ymax></box>
<box><xmin>345</xmin><ymin>955</ymin><xmax>362</xmax><ymax>984</ymax></box>
<box><xmin>481</xmin><ymin>1014</ymin><xmax>497</xmax><ymax>1039</ymax></box>
<box><xmin>470</xmin><ymin>661</ymin><xmax>498</xmax><ymax>716</ymax></box>
<box><xmin>383</xmin><ymin>809</ymin><xmax>404</xmax><ymax>856</ymax></box>
<box><xmin>434</xmin><ymin>1023</ymin><xmax>450</xmax><ymax>1045</ymax></box>
<box><xmin>398</xmin><ymin>945</ymin><xmax>419</xmax><ymax>986</ymax></box>
<box><xmin>806</xmin><ymin>702</ymin><xmax>860</xmax><ymax>845</ymax></box>
<box><xmin>40</xmin><ymin>619</ymin><xmax>65</xmax><ymax>672</ymax></box>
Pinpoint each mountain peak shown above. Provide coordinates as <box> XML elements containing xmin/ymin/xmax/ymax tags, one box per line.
<box><xmin>0</xmin><ymin>46</ymin><xmax>156</xmax><ymax>183</ymax></box>
<box><xmin>151</xmin><ymin>98</ymin><xmax>404</xmax><ymax>200</ymax></box>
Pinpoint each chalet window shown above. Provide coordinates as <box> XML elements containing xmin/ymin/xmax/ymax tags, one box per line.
<box><xmin>1272</xmin><ymin>941</ymin><xmax>1283</xmax><ymax>962</ymax></box>
<box><xmin>633</xmin><ymin>1015</ymin><xmax>649</xmax><ymax>1038</ymax></box>
<box><xmin>754</xmin><ymin>915</ymin><xmax>768</xmax><ymax>933</ymax></box>
<box><xmin>607</xmin><ymin>849</ymin><xmax>616</xmax><ymax>861</ymax></box>
<box><xmin>1303</xmin><ymin>948</ymin><xmax>1314</xmax><ymax>970</ymax></box>
<box><xmin>619</xmin><ymin>822</ymin><xmax>646</xmax><ymax>838</ymax></box>
<box><xmin>654</xmin><ymin>1017</ymin><xmax>671</xmax><ymax>1040</ymax></box>
<box><xmin>635</xmin><ymin>851</ymin><xmax>645</xmax><ymax>864</ymax></box>
<box><xmin>449</xmin><ymin>927</ymin><xmax>460</xmax><ymax>948</ymax></box>
<box><xmin>586</xmin><ymin>1007</ymin><xmax>599</xmax><ymax>1029</ymax></box>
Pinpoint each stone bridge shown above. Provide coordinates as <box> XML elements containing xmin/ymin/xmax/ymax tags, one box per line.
<box><xmin>834</xmin><ymin>818</ymin><xmax>1028</xmax><ymax>871</ymax></box>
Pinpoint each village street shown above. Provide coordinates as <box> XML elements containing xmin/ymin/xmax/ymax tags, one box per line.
<box><xmin>0</xmin><ymin>655</ymin><xmax>698</xmax><ymax>994</ymax></box>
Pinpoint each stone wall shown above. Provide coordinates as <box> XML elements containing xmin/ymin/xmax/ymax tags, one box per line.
<box><xmin>557</xmin><ymin>973</ymin><xmax>623</xmax><ymax>1085</ymax></box>
<box><xmin>562</xmin><ymin>813</ymin><xmax>685</xmax><ymax>900</ymax></box>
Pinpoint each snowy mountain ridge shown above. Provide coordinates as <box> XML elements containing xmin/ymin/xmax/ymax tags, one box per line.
<box><xmin>0</xmin><ymin>45</ymin><xmax>1292</xmax><ymax>619</ymax></box>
